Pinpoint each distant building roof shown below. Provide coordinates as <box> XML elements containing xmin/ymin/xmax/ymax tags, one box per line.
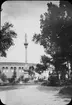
<box><xmin>0</xmin><ymin>62</ymin><xmax>37</xmax><ymax>66</ymax></box>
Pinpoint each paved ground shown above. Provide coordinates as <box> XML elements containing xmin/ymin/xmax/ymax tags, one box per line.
<box><xmin>0</xmin><ymin>85</ymin><xmax>71</xmax><ymax>105</ymax></box>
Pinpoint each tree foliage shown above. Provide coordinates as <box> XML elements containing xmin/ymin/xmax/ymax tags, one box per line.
<box><xmin>8</xmin><ymin>69</ymin><xmax>17</xmax><ymax>84</ymax></box>
<box><xmin>33</xmin><ymin>1</ymin><xmax>72</xmax><ymax>70</ymax></box>
<box><xmin>41</xmin><ymin>55</ymin><xmax>53</xmax><ymax>63</ymax></box>
<box><xmin>33</xmin><ymin>1</ymin><xmax>72</xmax><ymax>58</ymax></box>
<box><xmin>35</xmin><ymin>63</ymin><xmax>46</xmax><ymax>74</ymax></box>
<box><xmin>0</xmin><ymin>72</ymin><xmax>7</xmax><ymax>82</ymax></box>
<box><xmin>29</xmin><ymin>66</ymin><xmax>34</xmax><ymax>76</ymax></box>
<box><xmin>11</xmin><ymin>69</ymin><xmax>17</xmax><ymax>82</ymax></box>
<box><xmin>0</xmin><ymin>22</ymin><xmax>17</xmax><ymax>57</ymax></box>
<box><xmin>40</xmin><ymin>55</ymin><xmax>53</xmax><ymax>70</ymax></box>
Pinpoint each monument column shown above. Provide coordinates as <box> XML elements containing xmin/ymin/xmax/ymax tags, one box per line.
<box><xmin>24</xmin><ymin>33</ymin><xmax>28</xmax><ymax>64</ymax></box>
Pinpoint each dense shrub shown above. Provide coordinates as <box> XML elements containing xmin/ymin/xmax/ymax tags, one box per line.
<box><xmin>48</xmin><ymin>75</ymin><xmax>59</xmax><ymax>86</ymax></box>
<box><xmin>38</xmin><ymin>78</ymin><xmax>44</xmax><ymax>82</ymax></box>
<box><xmin>0</xmin><ymin>73</ymin><xmax>7</xmax><ymax>82</ymax></box>
<box><xmin>41</xmin><ymin>80</ymin><xmax>49</xmax><ymax>86</ymax></box>
<box><xmin>17</xmin><ymin>75</ymin><xmax>24</xmax><ymax>82</ymax></box>
<box><xmin>59</xmin><ymin>86</ymin><xmax>72</xmax><ymax>96</ymax></box>
<box><xmin>7</xmin><ymin>71</ymin><xmax>17</xmax><ymax>84</ymax></box>
<box><xmin>24</xmin><ymin>78</ymin><xmax>29</xmax><ymax>83</ymax></box>
<box><xmin>34</xmin><ymin>80</ymin><xmax>38</xmax><ymax>83</ymax></box>
<box><xmin>8</xmin><ymin>70</ymin><xmax>17</xmax><ymax>84</ymax></box>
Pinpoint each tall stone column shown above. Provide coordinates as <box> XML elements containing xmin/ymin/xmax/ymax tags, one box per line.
<box><xmin>24</xmin><ymin>33</ymin><xmax>28</xmax><ymax>64</ymax></box>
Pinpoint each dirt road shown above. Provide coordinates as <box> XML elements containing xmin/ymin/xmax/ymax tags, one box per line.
<box><xmin>0</xmin><ymin>85</ymin><xmax>71</xmax><ymax>105</ymax></box>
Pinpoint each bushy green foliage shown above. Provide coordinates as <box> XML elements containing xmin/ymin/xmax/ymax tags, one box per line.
<box><xmin>35</xmin><ymin>64</ymin><xmax>45</xmax><ymax>74</ymax></box>
<box><xmin>0</xmin><ymin>73</ymin><xmax>7</xmax><ymax>82</ymax></box>
<box><xmin>29</xmin><ymin>66</ymin><xmax>34</xmax><ymax>76</ymax></box>
<box><xmin>0</xmin><ymin>70</ymin><xmax>7</xmax><ymax>82</ymax></box>
<box><xmin>33</xmin><ymin>1</ymin><xmax>72</xmax><ymax>84</ymax></box>
<box><xmin>48</xmin><ymin>75</ymin><xmax>59</xmax><ymax>86</ymax></box>
<box><xmin>24</xmin><ymin>78</ymin><xmax>29</xmax><ymax>83</ymax></box>
<box><xmin>8</xmin><ymin>70</ymin><xmax>17</xmax><ymax>84</ymax></box>
<box><xmin>0</xmin><ymin>22</ymin><xmax>17</xmax><ymax>57</ymax></box>
<box><xmin>17</xmin><ymin>75</ymin><xmax>24</xmax><ymax>83</ymax></box>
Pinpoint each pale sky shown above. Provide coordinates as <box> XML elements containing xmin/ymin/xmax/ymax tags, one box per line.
<box><xmin>1</xmin><ymin>1</ymin><xmax>59</xmax><ymax>63</ymax></box>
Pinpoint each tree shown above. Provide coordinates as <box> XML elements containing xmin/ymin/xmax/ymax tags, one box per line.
<box><xmin>0</xmin><ymin>22</ymin><xmax>17</xmax><ymax>57</ymax></box>
<box><xmin>35</xmin><ymin>63</ymin><xmax>45</xmax><ymax>74</ymax></box>
<box><xmin>8</xmin><ymin>69</ymin><xmax>17</xmax><ymax>84</ymax></box>
<box><xmin>11</xmin><ymin>69</ymin><xmax>17</xmax><ymax>83</ymax></box>
<box><xmin>41</xmin><ymin>55</ymin><xmax>53</xmax><ymax>66</ymax></box>
<box><xmin>33</xmin><ymin>1</ymin><xmax>72</xmax><ymax>55</ymax></box>
<box><xmin>0</xmin><ymin>72</ymin><xmax>7</xmax><ymax>82</ymax></box>
<box><xmin>60</xmin><ymin>1</ymin><xmax>72</xmax><ymax>9</ymax></box>
<box><xmin>17</xmin><ymin>75</ymin><xmax>24</xmax><ymax>82</ymax></box>
<box><xmin>33</xmin><ymin>1</ymin><xmax>72</xmax><ymax>77</ymax></box>
<box><xmin>29</xmin><ymin>66</ymin><xmax>35</xmax><ymax>78</ymax></box>
<box><xmin>29</xmin><ymin>66</ymin><xmax>34</xmax><ymax>71</ymax></box>
<box><xmin>0</xmin><ymin>71</ymin><xmax>7</xmax><ymax>82</ymax></box>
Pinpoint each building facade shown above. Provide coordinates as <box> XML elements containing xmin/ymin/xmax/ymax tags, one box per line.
<box><xmin>0</xmin><ymin>62</ymin><xmax>36</xmax><ymax>79</ymax></box>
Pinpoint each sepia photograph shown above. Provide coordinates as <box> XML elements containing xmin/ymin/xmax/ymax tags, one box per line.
<box><xmin>0</xmin><ymin>0</ymin><xmax>72</xmax><ymax>105</ymax></box>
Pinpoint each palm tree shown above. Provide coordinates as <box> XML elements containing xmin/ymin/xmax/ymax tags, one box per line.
<box><xmin>0</xmin><ymin>22</ymin><xmax>17</xmax><ymax>57</ymax></box>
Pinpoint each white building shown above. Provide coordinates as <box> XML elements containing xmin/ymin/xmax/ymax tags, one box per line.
<box><xmin>0</xmin><ymin>62</ymin><xmax>36</xmax><ymax>79</ymax></box>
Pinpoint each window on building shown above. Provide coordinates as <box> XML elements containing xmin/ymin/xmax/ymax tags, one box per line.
<box><xmin>10</xmin><ymin>67</ymin><xmax>14</xmax><ymax>72</ymax></box>
<box><xmin>19</xmin><ymin>67</ymin><xmax>21</xmax><ymax>69</ymax></box>
<box><xmin>14</xmin><ymin>67</ymin><xmax>16</xmax><ymax>70</ymax></box>
<box><xmin>22</xmin><ymin>67</ymin><xmax>24</xmax><ymax>69</ymax></box>
<box><xmin>11</xmin><ymin>67</ymin><xmax>13</xmax><ymax>69</ymax></box>
<box><xmin>6</xmin><ymin>67</ymin><xmax>8</xmax><ymax>69</ymax></box>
